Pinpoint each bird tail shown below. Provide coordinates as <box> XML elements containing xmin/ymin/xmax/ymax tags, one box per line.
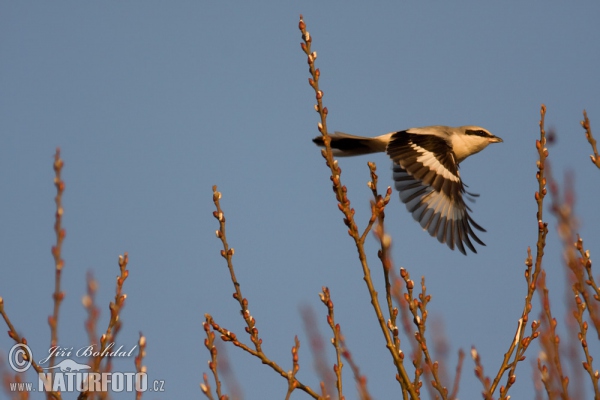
<box><xmin>312</xmin><ymin>132</ymin><xmax>388</xmax><ymax>157</ymax></box>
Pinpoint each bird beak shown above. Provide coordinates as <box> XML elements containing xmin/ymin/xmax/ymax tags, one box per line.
<box><xmin>489</xmin><ymin>135</ymin><xmax>503</xmax><ymax>143</ymax></box>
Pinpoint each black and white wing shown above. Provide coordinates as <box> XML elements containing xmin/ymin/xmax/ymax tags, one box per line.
<box><xmin>386</xmin><ymin>131</ymin><xmax>485</xmax><ymax>254</ymax></box>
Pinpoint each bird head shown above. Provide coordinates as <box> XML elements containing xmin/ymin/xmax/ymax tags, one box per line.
<box><xmin>451</xmin><ymin>126</ymin><xmax>503</xmax><ymax>163</ymax></box>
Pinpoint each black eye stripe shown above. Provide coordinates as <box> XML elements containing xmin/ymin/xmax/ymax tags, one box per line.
<box><xmin>465</xmin><ymin>129</ymin><xmax>489</xmax><ymax>137</ymax></box>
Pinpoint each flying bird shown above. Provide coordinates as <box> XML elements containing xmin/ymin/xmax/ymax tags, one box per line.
<box><xmin>313</xmin><ymin>126</ymin><xmax>503</xmax><ymax>255</ymax></box>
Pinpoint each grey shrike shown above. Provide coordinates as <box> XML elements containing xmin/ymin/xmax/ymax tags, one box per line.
<box><xmin>313</xmin><ymin>126</ymin><xmax>503</xmax><ymax>255</ymax></box>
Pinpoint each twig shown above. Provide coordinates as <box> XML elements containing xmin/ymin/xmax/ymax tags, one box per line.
<box><xmin>399</xmin><ymin>270</ymin><xmax>448</xmax><ymax>399</ymax></box>
<box><xmin>214</xmin><ymin>341</ymin><xmax>243</xmax><ymax>400</ymax></box>
<box><xmin>0</xmin><ymin>151</ymin><xmax>66</xmax><ymax>400</ymax></box>
<box><xmin>49</xmin><ymin>148</ymin><xmax>66</xmax><ymax>368</ymax></box>
<box><xmin>319</xmin><ymin>287</ymin><xmax>343</xmax><ymax>399</ymax></box>
<box><xmin>317</xmin><ymin>287</ymin><xmax>372</xmax><ymax>400</ymax></box>
<box><xmin>82</xmin><ymin>272</ymin><xmax>100</xmax><ymax>355</ymax></box>
<box><xmin>339</xmin><ymin>330</ymin><xmax>372</xmax><ymax>400</ymax></box>
<box><xmin>471</xmin><ymin>347</ymin><xmax>492</xmax><ymax>400</ymax></box>
<box><xmin>581</xmin><ymin>110</ymin><xmax>600</xmax><ymax>169</ymax></box>
<box><xmin>134</xmin><ymin>333</ymin><xmax>147</xmax><ymax>400</ymax></box>
<box><xmin>369</xmin><ymin>163</ymin><xmax>397</xmax><ymax>351</ymax></box>
<box><xmin>545</xmin><ymin>150</ymin><xmax>599</xmax><ymax>396</ymax></box>
<box><xmin>391</xmin><ymin>274</ymin><xmax>423</xmax><ymax>394</ymax></box>
<box><xmin>0</xmin><ymin>299</ymin><xmax>49</xmax><ymax>382</ymax></box>
<box><xmin>487</xmin><ymin>105</ymin><xmax>549</xmax><ymax>399</ymax></box>
<box><xmin>300</xmin><ymin>306</ymin><xmax>335</xmax><ymax>396</ymax></box>
<box><xmin>202</xmin><ymin>320</ymin><xmax>226</xmax><ymax>399</ymax></box>
<box><xmin>298</xmin><ymin>15</ymin><xmax>418</xmax><ymax>399</ymax></box>
<box><xmin>200</xmin><ymin>373</ymin><xmax>215</xmax><ymax>400</ymax></box>
<box><xmin>210</xmin><ymin>187</ymin><xmax>320</xmax><ymax>398</ymax></box>
<box><xmin>285</xmin><ymin>337</ymin><xmax>302</xmax><ymax>400</ymax></box>
<box><xmin>212</xmin><ymin>186</ymin><xmax>259</xmax><ymax>349</ymax></box>
<box><xmin>78</xmin><ymin>253</ymin><xmax>130</xmax><ymax>400</ymax></box>
<box><xmin>547</xmin><ymin>165</ymin><xmax>600</xmax><ymax>337</ymax></box>
<box><xmin>571</xmin><ymin>289</ymin><xmax>600</xmax><ymax>398</ymax></box>
<box><xmin>448</xmin><ymin>349</ymin><xmax>465</xmax><ymax>400</ymax></box>
<box><xmin>536</xmin><ymin>270</ymin><xmax>570</xmax><ymax>399</ymax></box>
<box><xmin>575</xmin><ymin>236</ymin><xmax>600</xmax><ymax>336</ymax></box>
<box><xmin>206</xmin><ymin>314</ymin><xmax>319</xmax><ymax>398</ymax></box>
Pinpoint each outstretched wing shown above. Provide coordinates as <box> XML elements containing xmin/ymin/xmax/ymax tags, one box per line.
<box><xmin>387</xmin><ymin>131</ymin><xmax>485</xmax><ymax>254</ymax></box>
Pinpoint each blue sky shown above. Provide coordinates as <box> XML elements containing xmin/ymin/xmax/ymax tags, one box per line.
<box><xmin>1</xmin><ymin>2</ymin><xmax>599</xmax><ymax>399</ymax></box>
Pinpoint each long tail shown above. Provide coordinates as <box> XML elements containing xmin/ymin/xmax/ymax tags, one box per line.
<box><xmin>312</xmin><ymin>132</ymin><xmax>389</xmax><ymax>157</ymax></box>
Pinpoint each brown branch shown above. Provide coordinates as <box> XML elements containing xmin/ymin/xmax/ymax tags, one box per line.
<box><xmin>399</xmin><ymin>270</ymin><xmax>448</xmax><ymax>399</ymax></box>
<box><xmin>82</xmin><ymin>272</ymin><xmax>100</xmax><ymax>356</ymax></box>
<box><xmin>210</xmin><ymin>187</ymin><xmax>320</xmax><ymax>398</ymax></box>
<box><xmin>212</xmin><ymin>186</ymin><xmax>261</xmax><ymax>350</ymax></box>
<box><xmin>319</xmin><ymin>287</ymin><xmax>343</xmax><ymax>399</ymax></box>
<box><xmin>339</xmin><ymin>330</ymin><xmax>372</xmax><ymax>400</ymax></box>
<box><xmin>575</xmin><ymin>236</ymin><xmax>600</xmax><ymax>336</ymax></box>
<box><xmin>487</xmin><ymin>105</ymin><xmax>549</xmax><ymax>399</ymax></box>
<box><xmin>536</xmin><ymin>270</ymin><xmax>570</xmax><ymax>400</ymax></box>
<box><xmin>547</xmin><ymin>163</ymin><xmax>600</xmax><ymax>338</ymax></box>
<box><xmin>392</xmin><ymin>274</ymin><xmax>423</xmax><ymax>395</ymax></box>
<box><xmin>202</xmin><ymin>320</ymin><xmax>226</xmax><ymax>399</ymax></box>
<box><xmin>200</xmin><ymin>372</ymin><xmax>216</xmax><ymax>400</ymax></box>
<box><xmin>206</xmin><ymin>314</ymin><xmax>320</xmax><ymax>398</ymax></box>
<box><xmin>0</xmin><ymin>299</ymin><xmax>49</xmax><ymax>383</ymax></box>
<box><xmin>369</xmin><ymin>162</ymin><xmax>397</xmax><ymax>352</ymax></box>
<box><xmin>298</xmin><ymin>15</ymin><xmax>418</xmax><ymax>399</ymax></box>
<box><xmin>0</xmin><ymin>151</ymin><xmax>67</xmax><ymax>400</ymax></box>
<box><xmin>572</xmin><ymin>289</ymin><xmax>600</xmax><ymax>398</ymax></box>
<box><xmin>285</xmin><ymin>337</ymin><xmax>302</xmax><ymax>400</ymax></box>
<box><xmin>448</xmin><ymin>349</ymin><xmax>465</xmax><ymax>400</ymax></box>
<box><xmin>300</xmin><ymin>306</ymin><xmax>334</xmax><ymax>396</ymax></box>
<box><xmin>49</xmin><ymin>148</ymin><xmax>66</xmax><ymax>368</ymax></box>
<box><xmin>471</xmin><ymin>347</ymin><xmax>492</xmax><ymax>400</ymax></box>
<box><xmin>78</xmin><ymin>253</ymin><xmax>130</xmax><ymax>400</ymax></box>
<box><xmin>581</xmin><ymin>110</ymin><xmax>600</xmax><ymax>169</ymax></box>
<box><xmin>134</xmin><ymin>333</ymin><xmax>147</xmax><ymax>400</ymax></box>
<box><xmin>544</xmin><ymin>142</ymin><xmax>599</xmax><ymax>397</ymax></box>
<box><xmin>315</xmin><ymin>288</ymin><xmax>372</xmax><ymax>400</ymax></box>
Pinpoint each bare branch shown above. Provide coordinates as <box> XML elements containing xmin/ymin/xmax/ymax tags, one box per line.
<box><xmin>581</xmin><ymin>110</ymin><xmax>600</xmax><ymax>169</ymax></box>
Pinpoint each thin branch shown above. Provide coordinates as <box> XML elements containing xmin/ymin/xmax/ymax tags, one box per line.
<box><xmin>448</xmin><ymin>349</ymin><xmax>465</xmax><ymax>400</ymax></box>
<box><xmin>368</xmin><ymin>162</ymin><xmax>397</xmax><ymax>350</ymax></box>
<box><xmin>319</xmin><ymin>287</ymin><xmax>344</xmax><ymax>399</ymax></box>
<box><xmin>0</xmin><ymin>299</ymin><xmax>47</xmax><ymax>379</ymax></box>
<box><xmin>200</xmin><ymin>373</ymin><xmax>216</xmax><ymax>400</ymax></box>
<box><xmin>300</xmin><ymin>306</ymin><xmax>335</xmax><ymax>397</ymax></box>
<box><xmin>202</xmin><ymin>320</ymin><xmax>226</xmax><ymax>399</ymax></box>
<box><xmin>581</xmin><ymin>110</ymin><xmax>600</xmax><ymax>169</ymax></box>
<box><xmin>212</xmin><ymin>186</ymin><xmax>261</xmax><ymax>349</ymax></box>
<box><xmin>571</xmin><ymin>289</ymin><xmax>600</xmax><ymax>398</ymax></box>
<box><xmin>298</xmin><ymin>15</ymin><xmax>418</xmax><ymax>399</ymax></box>
<box><xmin>210</xmin><ymin>187</ymin><xmax>320</xmax><ymax>398</ymax></box>
<box><xmin>206</xmin><ymin>314</ymin><xmax>320</xmax><ymax>398</ymax></box>
<box><xmin>399</xmin><ymin>270</ymin><xmax>448</xmax><ymax>399</ymax></box>
<box><xmin>536</xmin><ymin>270</ymin><xmax>570</xmax><ymax>399</ymax></box>
<box><xmin>49</xmin><ymin>148</ymin><xmax>66</xmax><ymax>368</ymax></box>
<box><xmin>134</xmin><ymin>333</ymin><xmax>147</xmax><ymax>400</ymax></box>
<box><xmin>78</xmin><ymin>253</ymin><xmax>130</xmax><ymax>400</ymax></box>
<box><xmin>575</xmin><ymin>236</ymin><xmax>600</xmax><ymax>335</ymax></box>
<box><xmin>82</xmin><ymin>272</ymin><xmax>100</xmax><ymax>355</ymax></box>
<box><xmin>285</xmin><ymin>337</ymin><xmax>302</xmax><ymax>400</ymax></box>
<box><xmin>392</xmin><ymin>273</ymin><xmax>423</xmax><ymax>395</ymax></box>
<box><xmin>340</xmin><ymin>330</ymin><xmax>372</xmax><ymax>400</ymax></box>
<box><xmin>471</xmin><ymin>347</ymin><xmax>492</xmax><ymax>400</ymax></box>
<box><xmin>488</xmin><ymin>105</ymin><xmax>549</xmax><ymax>399</ymax></box>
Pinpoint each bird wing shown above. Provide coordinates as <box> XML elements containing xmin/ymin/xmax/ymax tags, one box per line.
<box><xmin>386</xmin><ymin>131</ymin><xmax>485</xmax><ymax>254</ymax></box>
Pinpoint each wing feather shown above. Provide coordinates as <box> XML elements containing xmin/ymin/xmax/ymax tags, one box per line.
<box><xmin>388</xmin><ymin>131</ymin><xmax>485</xmax><ymax>254</ymax></box>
